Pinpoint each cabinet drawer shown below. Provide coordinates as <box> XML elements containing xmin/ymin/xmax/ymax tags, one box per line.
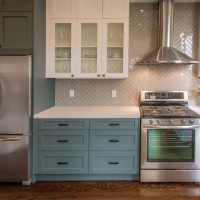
<box><xmin>89</xmin><ymin>151</ymin><xmax>138</xmax><ymax>174</ymax></box>
<box><xmin>90</xmin><ymin>130</ymin><xmax>139</xmax><ymax>150</ymax></box>
<box><xmin>90</xmin><ymin>119</ymin><xmax>139</xmax><ymax>130</ymax></box>
<box><xmin>38</xmin><ymin>151</ymin><xmax>88</xmax><ymax>174</ymax></box>
<box><xmin>39</xmin><ymin>119</ymin><xmax>89</xmax><ymax>130</ymax></box>
<box><xmin>39</xmin><ymin>131</ymin><xmax>89</xmax><ymax>151</ymax></box>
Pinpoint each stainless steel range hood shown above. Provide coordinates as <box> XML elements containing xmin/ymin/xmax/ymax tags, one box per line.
<box><xmin>139</xmin><ymin>0</ymin><xmax>199</xmax><ymax>64</ymax></box>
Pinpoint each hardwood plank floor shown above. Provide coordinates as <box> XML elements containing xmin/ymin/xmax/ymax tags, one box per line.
<box><xmin>0</xmin><ymin>181</ymin><xmax>200</xmax><ymax>200</ymax></box>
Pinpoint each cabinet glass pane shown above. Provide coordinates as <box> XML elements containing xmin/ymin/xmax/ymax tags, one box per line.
<box><xmin>55</xmin><ymin>24</ymin><xmax>71</xmax><ymax>47</ymax></box>
<box><xmin>107</xmin><ymin>59</ymin><xmax>123</xmax><ymax>73</ymax></box>
<box><xmin>55</xmin><ymin>60</ymin><xmax>71</xmax><ymax>73</ymax></box>
<box><xmin>81</xmin><ymin>24</ymin><xmax>97</xmax><ymax>47</ymax></box>
<box><xmin>107</xmin><ymin>23</ymin><xmax>124</xmax><ymax>74</ymax></box>
<box><xmin>81</xmin><ymin>24</ymin><xmax>97</xmax><ymax>73</ymax></box>
<box><xmin>55</xmin><ymin>23</ymin><xmax>71</xmax><ymax>74</ymax></box>
<box><xmin>107</xmin><ymin>23</ymin><xmax>123</xmax><ymax>47</ymax></box>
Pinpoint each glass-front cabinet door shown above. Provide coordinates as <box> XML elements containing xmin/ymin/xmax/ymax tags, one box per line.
<box><xmin>77</xmin><ymin>20</ymin><xmax>102</xmax><ymax>78</ymax></box>
<box><xmin>46</xmin><ymin>19</ymin><xmax>76</xmax><ymax>78</ymax></box>
<box><xmin>102</xmin><ymin>19</ymin><xmax>128</xmax><ymax>78</ymax></box>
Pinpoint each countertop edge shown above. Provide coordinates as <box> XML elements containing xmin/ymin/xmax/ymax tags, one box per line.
<box><xmin>34</xmin><ymin>106</ymin><xmax>141</xmax><ymax>119</ymax></box>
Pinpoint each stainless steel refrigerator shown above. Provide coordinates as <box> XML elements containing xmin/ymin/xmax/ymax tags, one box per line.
<box><xmin>0</xmin><ymin>56</ymin><xmax>31</xmax><ymax>184</ymax></box>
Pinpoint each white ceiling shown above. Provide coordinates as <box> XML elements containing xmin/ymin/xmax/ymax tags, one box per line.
<box><xmin>130</xmin><ymin>0</ymin><xmax>200</xmax><ymax>3</ymax></box>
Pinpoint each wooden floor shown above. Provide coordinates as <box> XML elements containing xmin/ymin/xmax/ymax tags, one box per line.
<box><xmin>0</xmin><ymin>181</ymin><xmax>200</xmax><ymax>200</ymax></box>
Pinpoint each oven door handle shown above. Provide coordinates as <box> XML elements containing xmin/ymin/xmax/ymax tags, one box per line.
<box><xmin>142</xmin><ymin>125</ymin><xmax>200</xmax><ymax>129</ymax></box>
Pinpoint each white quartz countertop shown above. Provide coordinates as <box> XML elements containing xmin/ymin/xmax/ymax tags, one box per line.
<box><xmin>34</xmin><ymin>106</ymin><xmax>140</xmax><ymax>119</ymax></box>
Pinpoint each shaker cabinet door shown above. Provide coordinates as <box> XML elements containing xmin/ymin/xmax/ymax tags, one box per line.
<box><xmin>0</xmin><ymin>12</ymin><xmax>32</xmax><ymax>49</ymax></box>
<box><xmin>102</xmin><ymin>19</ymin><xmax>128</xmax><ymax>79</ymax></box>
<box><xmin>47</xmin><ymin>0</ymin><xmax>76</xmax><ymax>19</ymax></box>
<box><xmin>0</xmin><ymin>0</ymin><xmax>33</xmax><ymax>11</ymax></box>
<box><xmin>76</xmin><ymin>19</ymin><xmax>102</xmax><ymax>78</ymax></box>
<box><xmin>77</xmin><ymin>0</ymin><xmax>102</xmax><ymax>19</ymax></box>
<box><xmin>103</xmin><ymin>0</ymin><xmax>129</xmax><ymax>19</ymax></box>
<box><xmin>46</xmin><ymin>19</ymin><xmax>76</xmax><ymax>78</ymax></box>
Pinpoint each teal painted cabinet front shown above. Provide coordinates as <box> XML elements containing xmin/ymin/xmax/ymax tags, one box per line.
<box><xmin>33</xmin><ymin>118</ymin><xmax>140</xmax><ymax>181</ymax></box>
<box><xmin>90</xmin><ymin>119</ymin><xmax>139</xmax><ymax>130</ymax></box>
<box><xmin>89</xmin><ymin>119</ymin><xmax>139</xmax><ymax>175</ymax></box>
<box><xmin>39</xmin><ymin>119</ymin><xmax>89</xmax><ymax>130</ymax></box>
<box><xmin>90</xmin><ymin>129</ymin><xmax>139</xmax><ymax>150</ymax></box>
<box><xmin>89</xmin><ymin>151</ymin><xmax>139</xmax><ymax>174</ymax></box>
<box><xmin>35</xmin><ymin>119</ymin><xmax>90</xmax><ymax>177</ymax></box>
<box><xmin>38</xmin><ymin>130</ymin><xmax>89</xmax><ymax>151</ymax></box>
<box><xmin>38</xmin><ymin>151</ymin><xmax>88</xmax><ymax>174</ymax></box>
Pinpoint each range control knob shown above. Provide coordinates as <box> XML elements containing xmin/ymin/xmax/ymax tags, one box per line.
<box><xmin>149</xmin><ymin>120</ymin><xmax>154</xmax><ymax>125</ymax></box>
<box><xmin>181</xmin><ymin>119</ymin><xmax>186</xmax><ymax>124</ymax></box>
<box><xmin>169</xmin><ymin>119</ymin><xmax>174</xmax><ymax>124</ymax></box>
<box><xmin>189</xmin><ymin>119</ymin><xmax>194</xmax><ymax>124</ymax></box>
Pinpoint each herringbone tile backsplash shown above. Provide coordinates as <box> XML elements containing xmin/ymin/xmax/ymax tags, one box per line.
<box><xmin>56</xmin><ymin>3</ymin><xmax>200</xmax><ymax>106</ymax></box>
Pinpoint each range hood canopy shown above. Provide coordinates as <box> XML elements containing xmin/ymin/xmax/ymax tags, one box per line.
<box><xmin>139</xmin><ymin>0</ymin><xmax>199</xmax><ymax>64</ymax></box>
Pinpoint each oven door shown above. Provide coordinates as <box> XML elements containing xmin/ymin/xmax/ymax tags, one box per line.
<box><xmin>141</xmin><ymin>124</ymin><xmax>200</xmax><ymax>169</ymax></box>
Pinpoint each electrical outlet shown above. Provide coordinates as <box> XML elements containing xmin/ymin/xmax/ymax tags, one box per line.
<box><xmin>69</xmin><ymin>90</ymin><xmax>75</xmax><ymax>97</ymax></box>
<box><xmin>112</xmin><ymin>90</ymin><xmax>117</xmax><ymax>98</ymax></box>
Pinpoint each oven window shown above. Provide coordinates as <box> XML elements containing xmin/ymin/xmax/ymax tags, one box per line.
<box><xmin>147</xmin><ymin>129</ymin><xmax>195</xmax><ymax>162</ymax></box>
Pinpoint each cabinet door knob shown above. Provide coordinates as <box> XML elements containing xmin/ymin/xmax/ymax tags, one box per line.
<box><xmin>97</xmin><ymin>74</ymin><xmax>100</xmax><ymax>77</ymax></box>
<box><xmin>102</xmin><ymin>74</ymin><xmax>105</xmax><ymax>77</ymax></box>
<box><xmin>71</xmin><ymin>74</ymin><xmax>74</xmax><ymax>77</ymax></box>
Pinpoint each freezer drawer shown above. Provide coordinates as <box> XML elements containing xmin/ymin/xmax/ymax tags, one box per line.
<box><xmin>0</xmin><ymin>135</ymin><xmax>30</xmax><ymax>181</ymax></box>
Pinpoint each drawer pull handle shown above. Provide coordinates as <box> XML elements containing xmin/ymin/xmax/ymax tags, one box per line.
<box><xmin>108</xmin><ymin>139</ymin><xmax>119</xmax><ymax>143</ymax></box>
<box><xmin>57</xmin><ymin>162</ymin><xmax>68</xmax><ymax>165</ymax></box>
<box><xmin>57</xmin><ymin>139</ymin><xmax>68</xmax><ymax>143</ymax></box>
<box><xmin>58</xmin><ymin>123</ymin><xmax>69</xmax><ymax>127</ymax></box>
<box><xmin>108</xmin><ymin>161</ymin><xmax>119</xmax><ymax>165</ymax></box>
<box><xmin>109</xmin><ymin>123</ymin><xmax>119</xmax><ymax>126</ymax></box>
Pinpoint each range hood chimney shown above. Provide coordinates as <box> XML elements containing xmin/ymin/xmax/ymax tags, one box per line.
<box><xmin>139</xmin><ymin>0</ymin><xmax>199</xmax><ymax>65</ymax></box>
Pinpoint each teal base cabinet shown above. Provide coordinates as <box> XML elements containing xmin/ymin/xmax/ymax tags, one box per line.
<box><xmin>38</xmin><ymin>151</ymin><xmax>88</xmax><ymax>174</ymax></box>
<box><xmin>89</xmin><ymin>151</ymin><xmax>138</xmax><ymax>174</ymax></box>
<box><xmin>33</xmin><ymin>118</ymin><xmax>140</xmax><ymax>182</ymax></box>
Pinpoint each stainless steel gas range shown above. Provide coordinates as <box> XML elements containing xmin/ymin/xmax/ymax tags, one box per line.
<box><xmin>140</xmin><ymin>91</ymin><xmax>200</xmax><ymax>182</ymax></box>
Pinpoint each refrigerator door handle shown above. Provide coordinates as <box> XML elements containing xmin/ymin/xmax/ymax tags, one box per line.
<box><xmin>0</xmin><ymin>137</ymin><xmax>21</xmax><ymax>142</ymax></box>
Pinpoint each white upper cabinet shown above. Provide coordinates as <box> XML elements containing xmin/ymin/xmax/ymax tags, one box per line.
<box><xmin>103</xmin><ymin>0</ymin><xmax>129</xmax><ymax>18</ymax></box>
<box><xmin>47</xmin><ymin>0</ymin><xmax>77</xmax><ymax>19</ymax></box>
<box><xmin>46</xmin><ymin>0</ymin><xmax>129</xmax><ymax>79</ymax></box>
<box><xmin>77</xmin><ymin>0</ymin><xmax>102</xmax><ymax>19</ymax></box>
